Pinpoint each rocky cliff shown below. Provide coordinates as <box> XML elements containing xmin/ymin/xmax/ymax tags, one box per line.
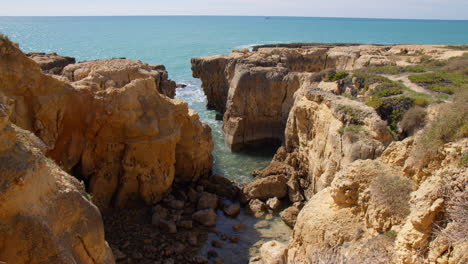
<box><xmin>0</xmin><ymin>99</ymin><xmax>114</xmax><ymax>264</ymax></box>
<box><xmin>0</xmin><ymin>37</ymin><xmax>213</xmax><ymax>210</ymax></box>
<box><xmin>288</xmin><ymin>135</ymin><xmax>467</xmax><ymax>264</ymax></box>
<box><xmin>192</xmin><ymin>44</ymin><xmax>464</xmax><ymax>150</ymax></box>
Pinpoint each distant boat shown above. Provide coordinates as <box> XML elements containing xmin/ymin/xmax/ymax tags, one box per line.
<box><xmin>265</xmin><ymin>17</ymin><xmax>271</xmax><ymax>20</ymax></box>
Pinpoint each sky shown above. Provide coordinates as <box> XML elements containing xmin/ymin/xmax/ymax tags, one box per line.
<box><xmin>0</xmin><ymin>0</ymin><xmax>467</xmax><ymax>20</ymax></box>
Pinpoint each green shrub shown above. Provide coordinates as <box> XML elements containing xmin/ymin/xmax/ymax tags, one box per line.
<box><xmin>409</xmin><ymin>72</ymin><xmax>448</xmax><ymax>85</ymax></box>
<box><xmin>367</xmin><ymin>96</ymin><xmax>414</xmax><ymax>133</ymax></box>
<box><xmin>384</xmin><ymin>230</ymin><xmax>398</xmax><ymax>239</ymax></box>
<box><xmin>335</xmin><ymin>105</ymin><xmax>369</xmax><ymax>124</ymax></box>
<box><xmin>404</xmin><ymin>65</ymin><xmax>426</xmax><ymax>73</ymax></box>
<box><xmin>445</xmin><ymin>45</ymin><xmax>468</xmax><ymax>51</ymax></box>
<box><xmin>373</xmin><ymin>87</ymin><xmax>403</xmax><ymax>98</ymax></box>
<box><xmin>338</xmin><ymin>124</ymin><xmax>365</xmax><ymax>135</ymax></box>
<box><xmin>364</xmin><ymin>65</ymin><xmax>403</xmax><ymax>75</ymax></box>
<box><xmin>370</xmin><ymin>174</ymin><xmax>413</xmax><ymax>218</ymax></box>
<box><xmin>427</xmin><ymin>84</ymin><xmax>454</xmax><ymax>94</ymax></box>
<box><xmin>415</xmin><ymin>92</ymin><xmax>468</xmax><ymax>158</ymax></box>
<box><xmin>324</xmin><ymin>71</ymin><xmax>349</xmax><ymax>82</ymax></box>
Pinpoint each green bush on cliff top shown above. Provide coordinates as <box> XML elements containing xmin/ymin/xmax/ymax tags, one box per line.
<box><xmin>324</xmin><ymin>71</ymin><xmax>349</xmax><ymax>82</ymax></box>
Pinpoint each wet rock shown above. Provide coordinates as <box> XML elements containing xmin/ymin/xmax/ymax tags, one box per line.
<box><xmin>192</xmin><ymin>209</ymin><xmax>217</xmax><ymax>226</ymax></box>
<box><xmin>220</xmin><ymin>233</ymin><xmax>228</xmax><ymax>240</ymax></box>
<box><xmin>223</xmin><ymin>204</ymin><xmax>241</xmax><ymax>217</ymax></box>
<box><xmin>249</xmin><ymin>256</ymin><xmax>262</xmax><ymax>264</ymax></box>
<box><xmin>215</xmin><ymin>113</ymin><xmax>223</xmax><ymax>120</ymax></box>
<box><xmin>280</xmin><ymin>206</ymin><xmax>300</xmax><ymax>228</ymax></box>
<box><xmin>229</xmin><ymin>235</ymin><xmax>240</xmax><ymax>243</ymax></box>
<box><xmin>266</xmin><ymin>197</ymin><xmax>282</xmax><ymax>211</ymax></box>
<box><xmin>212</xmin><ymin>239</ymin><xmax>224</xmax><ymax>248</ymax></box>
<box><xmin>260</xmin><ymin>240</ymin><xmax>288</xmax><ymax>264</ymax></box>
<box><xmin>176</xmin><ymin>83</ymin><xmax>187</xmax><ymax>88</ymax></box>
<box><xmin>248</xmin><ymin>199</ymin><xmax>267</xmax><ymax>218</ymax></box>
<box><xmin>214</xmin><ymin>258</ymin><xmax>224</xmax><ymax>264</ymax></box>
<box><xmin>208</xmin><ymin>250</ymin><xmax>218</xmax><ymax>258</ymax></box>
<box><xmin>243</xmin><ymin>175</ymin><xmax>288</xmax><ymax>200</ymax></box>
<box><xmin>197</xmin><ymin>192</ymin><xmax>218</xmax><ymax>210</ymax></box>
<box><xmin>255</xmin><ymin>220</ymin><xmax>270</xmax><ymax>229</ymax></box>
<box><xmin>201</xmin><ymin>175</ymin><xmax>241</xmax><ymax>200</ymax></box>
<box><xmin>233</xmin><ymin>223</ymin><xmax>247</xmax><ymax>232</ymax></box>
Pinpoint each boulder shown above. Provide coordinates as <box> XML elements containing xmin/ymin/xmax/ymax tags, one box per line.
<box><xmin>197</xmin><ymin>192</ymin><xmax>218</xmax><ymax>210</ymax></box>
<box><xmin>192</xmin><ymin>209</ymin><xmax>217</xmax><ymax>227</ymax></box>
<box><xmin>248</xmin><ymin>199</ymin><xmax>267</xmax><ymax>218</ymax></box>
<box><xmin>260</xmin><ymin>241</ymin><xmax>288</xmax><ymax>264</ymax></box>
<box><xmin>280</xmin><ymin>206</ymin><xmax>299</xmax><ymax>228</ymax></box>
<box><xmin>266</xmin><ymin>197</ymin><xmax>282</xmax><ymax>211</ymax></box>
<box><xmin>243</xmin><ymin>175</ymin><xmax>288</xmax><ymax>200</ymax></box>
<box><xmin>223</xmin><ymin>204</ymin><xmax>241</xmax><ymax>217</ymax></box>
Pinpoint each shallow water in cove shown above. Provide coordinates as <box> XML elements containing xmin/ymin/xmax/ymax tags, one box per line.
<box><xmin>2</xmin><ymin>16</ymin><xmax>467</xmax><ymax>263</ymax></box>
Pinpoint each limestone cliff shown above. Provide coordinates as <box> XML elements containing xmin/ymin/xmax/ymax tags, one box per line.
<box><xmin>0</xmin><ymin>37</ymin><xmax>213</xmax><ymax>209</ymax></box>
<box><xmin>192</xmin><ymin>44</ymin><xmax>464</xmax><ymax>150</ymax></box>
<box><xmin>0</xmin><ymin>100</ymin><xmax>114</xmax><ymax>264</ymax></box>
<box><xmin>243</xmin><ymin>89</ymin><xmax>393</xmax><ymax>205</ymax></box>
<box><xmin>287</xmin><ymin>135</ymin><xmax>467</xmax><ymax>264</ymax></box>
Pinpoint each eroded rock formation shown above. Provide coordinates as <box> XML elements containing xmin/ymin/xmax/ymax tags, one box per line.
<box><xmin>0</xmin><ymin>37</ymin><xmax>213</xmax><ymax>209</ymax></box>
<box><xmin>287</xmin><ymin>136</ymin><xmax>467</xmax><ymax>264</ymax></box>
<box><xmin>192</xmin><ymin>44</ymin><xmax>464</xmax><ymax>150</ymax></box>
<box><xmin>242</xmin><ymin>89</ymin><xmax>393</xmax><ymax>207</ymax></box>
<box><xmin>0</xmin><ymin>100</ymin><xmax>114</xmax><ymax>264</ymax></box>
<box><xmin>27</xmin><ymin>52</ymin><xmax>76</xmax><ymax>74</ymax></box>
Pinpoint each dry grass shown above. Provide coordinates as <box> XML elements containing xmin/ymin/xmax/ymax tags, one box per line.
<box><xmin>437</xmin><ymin>186</ymin><xmax>468</xmax><ymax>246</ymax></box>
<box><xmin>413</xmin><ymin>90</ymin><xmax>468</xmax><ymax>161</ymax></box>
<box><xmin>370</xmin><ymin>174</ymin><xmax>414</xmax><ymax>218</ymax></box>
<box><xmin>308</xmin><ymin>247</ymin><xmax>347</xmax><ymax>264</ymax></box>
<box><xmin>399</xmin><ymin>106</ymin><xmax>427</xmax><ymax>137</ymax></box>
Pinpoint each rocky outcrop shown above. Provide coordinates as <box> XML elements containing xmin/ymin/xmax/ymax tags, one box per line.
<box><xmin>27</xmin><ymin>52</ymin><xmax>76</xmax><ymax>74</ymax></box>
<box><xmin>287</xmin><ymin>136</ymin><xmax>467</xmax><ymax>264</ymax></box>
<box><xmin>63</xmin><ymin>58</ymin><xmax>177</xmax><ymax>98</ymax></box>
<box><xmin>244</xmin><ymin>89</ymin><xmax>393</xmax><ymax>208</ymax></box>
<box><xmin>0</xmin><ymin>101</ymin><xmax>114</xmax><ymax>264</ymax></box>
<box><xmin>0</xmin><ymin>37</ymin><xmax>213</xmax><ymax>209</ymax></box>
<box><xmin>192</xmin><ymin>44</ymin><xmax>464</xmax><ymax>150</ymax></box>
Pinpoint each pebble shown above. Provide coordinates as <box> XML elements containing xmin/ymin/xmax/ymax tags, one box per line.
<box><xmin>212</xmin><ymin>239</ymin><xmax>224</xmax><ymax>248</ymax></box>
<box><xmin>232</xmin><ymin>223</ymin><xmax>246</xmax><ymax>232</ymax></box>
<box><xmin>229</xmin><ymin>235</ymin><xmax>239</xmax><ymax>243</ymax></box>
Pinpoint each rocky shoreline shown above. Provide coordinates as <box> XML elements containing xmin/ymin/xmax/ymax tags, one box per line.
<box><xmin>0</xmin><ymin>34</ymin><xmax>467</xmax><ymax>264</ymax></box>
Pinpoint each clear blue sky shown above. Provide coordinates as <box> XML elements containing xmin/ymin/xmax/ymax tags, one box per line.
<box><xmin>1</xmin><ymin>0</ymin><xmax>467</xmax><ymax>20</ymax></box>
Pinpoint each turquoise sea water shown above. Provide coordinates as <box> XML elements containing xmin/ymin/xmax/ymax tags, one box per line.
<box><xmin>2</xmin><ymin>16</ymin><xmax>467</xmax><ymax>182</ymax></box>
<box><xmin>2</xmin><ymin>16</ymin><xmax>468</xmax><ymax>263</ymax></box>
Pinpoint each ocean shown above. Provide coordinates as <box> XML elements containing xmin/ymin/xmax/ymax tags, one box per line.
<box><xmin>1</xmin><ymin>16</ymin><xmax>467</xmax><ymax>262</ymax></box>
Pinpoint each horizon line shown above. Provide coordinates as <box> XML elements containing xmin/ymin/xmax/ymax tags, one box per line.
<box><xmin>0</xmin><ymin>14</ymin><xmax>467</xmax><ymax>21</ymax></box>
